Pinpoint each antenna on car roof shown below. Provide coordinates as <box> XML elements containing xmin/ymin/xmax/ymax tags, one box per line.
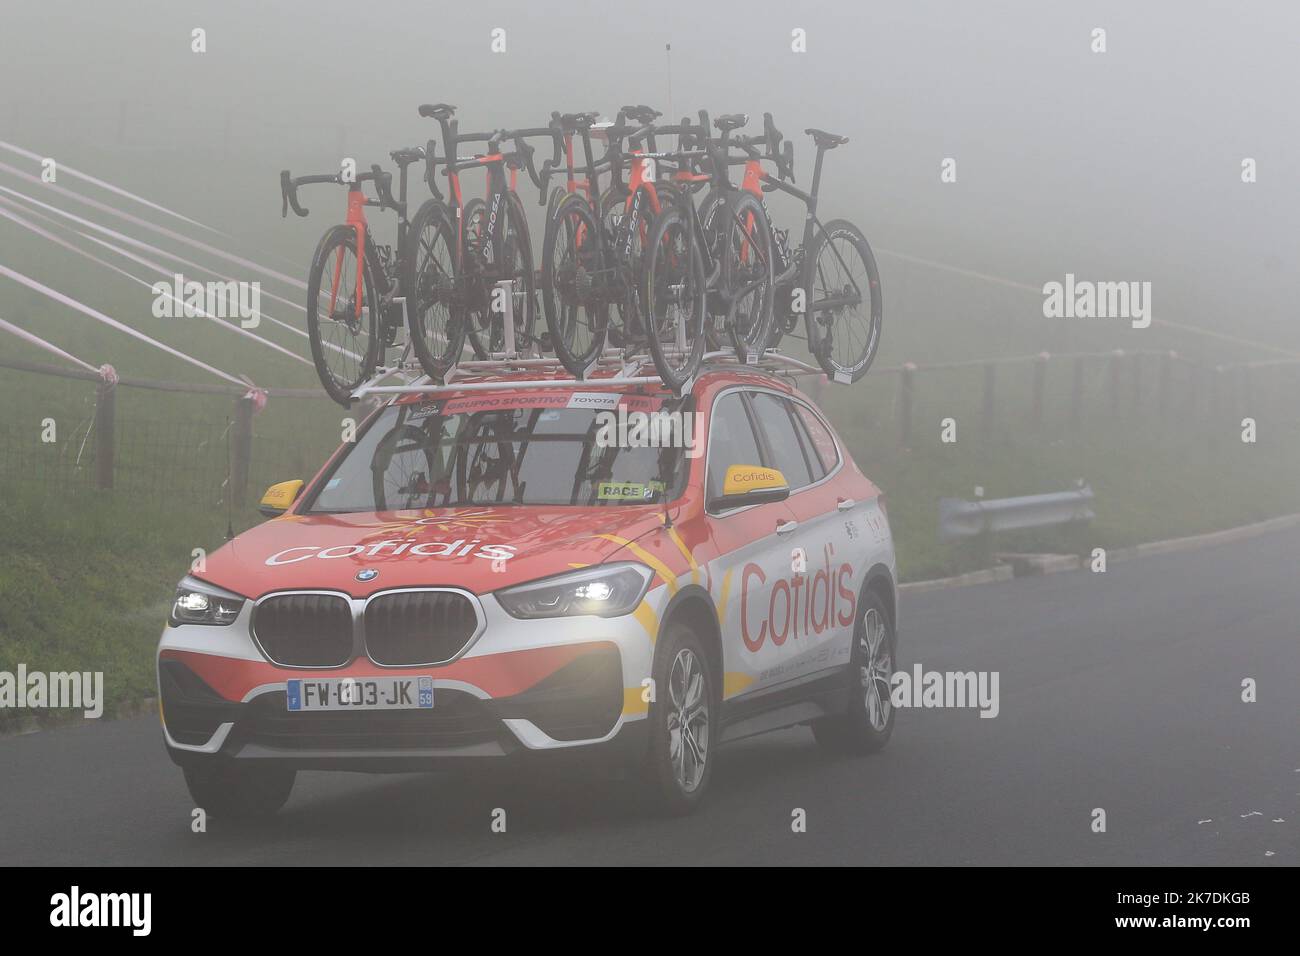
<box><xmin>224</xmin><ymin>416</ymin><xmax>235</xmax><ymax>540</ymax></box>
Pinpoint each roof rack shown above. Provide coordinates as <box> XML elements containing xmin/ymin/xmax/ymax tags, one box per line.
<box><xmin>348</xmin><ymin>280</ymin><xmax>829</xmax><ymax>401</ymax></box>
<box><xmin>350</xmin><ymin>348</ymin><xmax>826</xmax><ymax>401</ymax></box>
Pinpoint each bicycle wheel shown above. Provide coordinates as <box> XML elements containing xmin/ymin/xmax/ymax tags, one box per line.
<box><xmin>371</xmin><ymin>422</ymin><xmax>437</xmax><ymax>511</ymax></box>
<box><xmin>610</xmin><ymin>183</ymin><xmax>664</xmax><ymax>348</ymax></box>
<box><xmin>461</xmin><ymin>198</ymin><xmax>494</xmax><ymax>359</ymax></box>
<box><xmin>721</xmin><ymin>192</ymin><xmax>775</xmax><ymax>362</ymax></box>
<box><xmin>307</xmin><ymin>224</ymin><xmax>379</xmax><ymax>405</ymax></box>
<box><xmin>499</xmin><ymin>191</ymin><xmax>537</xmax><ymax>354</ymax></box>
<box><xmin>643</xmin><ymin>203</ymin><xmax>706</xmax><ymax>392</ymax></box>
<box><xmin>695</xmin><ymin>189</ymin><xmax>729</xmax><ymax>351</ymax></box>
<box><xmin>404</xmin><ymin>200</ymin><xmax>463</xmax><ymax>381</ymax></box>
<box><xmin>803</xmin><ymin>219</ymin><xmax>882</xmax><ymax>383</ymax></box>
<box><xmin>542</xmin><ymin>192</ymin><xmax>609</xmax><ymax>375</ymax></box>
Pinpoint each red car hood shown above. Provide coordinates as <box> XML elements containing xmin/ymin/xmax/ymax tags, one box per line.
<box><xmin>196</xmin><ymin>506</ymin><xmax>670</xmax><ymax>599</ymax></box>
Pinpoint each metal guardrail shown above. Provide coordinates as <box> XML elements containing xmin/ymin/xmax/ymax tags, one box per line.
<box><xmin>938</xmin><ymin>483</ymin><xmax>1095</xmax><ymax>542</ymax></box>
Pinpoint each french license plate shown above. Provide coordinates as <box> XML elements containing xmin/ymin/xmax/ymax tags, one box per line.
<box><xmin>286</xmin><ymin>676</ymin><xmax>434</xmax><ymax>712</ymax></box>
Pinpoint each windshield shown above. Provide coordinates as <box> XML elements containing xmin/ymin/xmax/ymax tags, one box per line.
<box><xmin>307</xmin><ymin>393</ymin><xmax>693</xmax><ymax>513</ymax></box>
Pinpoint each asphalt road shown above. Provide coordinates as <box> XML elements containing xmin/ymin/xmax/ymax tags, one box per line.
<box><xmin>2</xmin><ymin>526</ymin><xmax>1298</xmax><ymax>866</ymax></box>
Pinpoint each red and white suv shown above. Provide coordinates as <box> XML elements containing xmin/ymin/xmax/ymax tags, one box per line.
<box><xmin>158</xmin><ymin>366</ymin><xmax>898</xmax><ymax>816</ymax></box>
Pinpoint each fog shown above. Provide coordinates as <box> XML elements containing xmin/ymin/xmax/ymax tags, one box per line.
<box><xmin>2</xmin><ymin>0</ymin><xmax>1298</xmax><ymax>362</ymax></box>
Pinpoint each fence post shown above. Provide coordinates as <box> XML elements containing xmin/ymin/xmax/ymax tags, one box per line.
<box><xmin>1070</xmin><ymin>356</ymin><xmax>1084</xmax><ymax>430</ymax></box>
<box><xmin>1130</xmin><ymin>352</ymin><xmax>1142</xmax><ymax>411</ymax></box>
<box><xmin>1210</xmin><ymin>367</ymin><xmax>1223</xmax><ymax>448</ymax></box>
<box><xmin>93</xmin><ymin>378</ymin><xmax>116</xmax><ymax>491</ymax></box>
<box><xmin>982</xmin><ymin>362</ymin><xmax>996</xmax><ymax>436</ymax></box>
<box><xmin>1158</xmin><ymin>351</ymin><xmax>1173</xmax><ymax>419</ymax></box>
<box><xmin>898</xmin><ymin>364</ymin><xmax>914</xmax><ymax>447</ymax></box>
<box><xmin>1109</xmin><ymin>350</ymin><xmax>1123</xmax><ymax>413</ymax></box>
<box><xmin>230</xmin><ymin>394</ymin><xmax>254</xmax><ymax>507</ymax></box>
<box><xmin>1032</xmin><ymin>353</ymin><xmax>1048</xmax><ymax>426</ymax></box>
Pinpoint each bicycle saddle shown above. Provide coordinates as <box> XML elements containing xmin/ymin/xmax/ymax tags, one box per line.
<box><xmin>389</xmin><ymin>146</ymin><xmax>425</xmax><ymax>166</ymax></box>
<box><xmin>806</xmin><ymin>128</ymin><xmax>849</xmax><ymax>149</ymax></box>
<box><xmin>418</xmin><ymin>103</ymin><xmax>456</xmax><ymax>120</ymax></box>
<box><xmin>713</xmin><ymin>113</ymin><xmax>749</xmax><ymax>133</ymax></box>
<box><xmin>558</xmin><ymin>111</ymin><xmax>599</xmax><ymax>130</ymax></box>
<box><xmin>621</xmin><ymin>104</ymin><xmax>662</xmax><ymax>124</ymax></box>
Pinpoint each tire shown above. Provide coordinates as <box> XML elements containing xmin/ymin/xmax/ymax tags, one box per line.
<box><xmin>499</xmin><ymin>191</ymin><xmax>538</xmax><ymax>353</ymax></box>
<box><xmin>541</xmin><ymin>193</ymin><xmax>609</xmax><ymax>375</ymax></box>
<box><xmin>803</xmin><ymin>219</ymin><xmax>883</xmax><ymax>383</ymax></box>
<box><xmin>306</xmin><ymin>224</ymin><xmax>379</xmax><ymax>405</ymax></box>
<box><xmin>642</xmin><ymin>201</ymin><xmax>706</xmax><ymax>393</ymax></box>
<box><xmin>641</xmin><ymin>621</ymin><xmax>719</xmax><ymax>814</ymax></box>
<box><xmin>545</xmin><ymin>184</ymin><xmax>567</xmax><ymax>226</ymax></box>
<box><xmin>371</xmin><ymin>423</ymin><xmax>437</xmax><ymax>510</ymax></box>
<box><xmin>720</xmin><ymin>192</ymin><xmax>775</xmax><ymax>362</ymax></box>
<box><xmin>404</xmin><ymin>200</ymin><xmax>463</xmax><ymax>381</ymax></box>
<box><xmin>460</xmin><ymin>198</ymin><xmax>493</xmax><ymax>359</ymax></box>
<box><xmin>811</xmin><ymin>589</ymin><xmax>896</xmax><ymax>753</ymax></box>
<box><xmin>604</xmin><ymin>183</ymin><xmax>659</xmax><ymax>346</ymax></box>
<box><xmin>696</xmin><ymin>189</ymin><xmax>728</xmax><ymax>351</ymax></box>
<box><xmin>183</xmin><ymin>761</ymin><xmax>296</xmax><ymax>821</ymax></box>
<box><xmin>467</xmin><ymin>193</ymin><xmax>536</xmax><ymax>357</ymax></box>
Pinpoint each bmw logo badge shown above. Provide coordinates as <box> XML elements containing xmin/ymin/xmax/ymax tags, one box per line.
<box><xmin>356</xmin><ymin>568</ymin><xmax>379</xmax><ymax>582</ymax></box>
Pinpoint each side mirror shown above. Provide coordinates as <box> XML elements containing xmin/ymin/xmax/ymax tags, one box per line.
<box><xmin>709</xmin><ymin>465</ymin><xmax>789</xmax><ymax>511</ymax></box>
<box><xmin>259</xmin><ymin>479</ymin><xmax>304</xmax><ymax>518</ymax></box>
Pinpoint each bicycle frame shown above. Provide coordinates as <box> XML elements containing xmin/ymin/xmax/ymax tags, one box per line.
<box><xmin>749</xmin><ymin>155</ymin><xmax>865</xmax><ymax>318</ymax></box>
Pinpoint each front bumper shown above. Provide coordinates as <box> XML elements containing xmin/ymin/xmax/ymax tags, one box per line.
<box><xmin>157</xmin><ymin>590</ymin><xmax>659</xmax><ymax>772</ymax></box>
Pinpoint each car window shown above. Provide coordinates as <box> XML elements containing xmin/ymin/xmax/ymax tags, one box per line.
<box><xmin>308</xmin><ymin>397</ymin><xmax>689</xmax><ymax>512</ymax></box>
<box><xmin>793</xmin><ymin>401</ymin><xmax>839</xmax><ymax>475</ymax></box>
<box><xmin>749</xmin><ymin>392</ymin><xmax>815</xmax><ymax>490</ymax></box>
<box><xmin>706</xmin><ymin>392</ymin><xmax>765</xmax><ymax>504</ymax></box>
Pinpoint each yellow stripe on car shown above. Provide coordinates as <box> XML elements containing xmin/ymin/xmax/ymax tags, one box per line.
<box><xmin>596</xmin><ymin>534</ymin><xmax>679</xmax><ymax>595</ymax></box>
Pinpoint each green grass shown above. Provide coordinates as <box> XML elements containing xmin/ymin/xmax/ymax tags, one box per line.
<box><xmin>0</xmin><ymin>487</ymin><xmax>234</xmax><ymax>729</ymax></box>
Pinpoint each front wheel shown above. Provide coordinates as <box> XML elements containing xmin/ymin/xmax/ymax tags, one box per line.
<box><xmin>803</xmin><ymin>219</ymin><xmax>883</xmax><ymax>383</ymax></box>
<box><xmin>642</xmin><ymin>203</ymin><xmax>706</xmax><ymax>393</ymax></box>
<box><xmin>811</xmin><ymin>590</ymin><xmax>896</xmax><ymax>753</ymax></box>
<box><xmin>182</xmin><ymin>761</ymin><xmax>296</xmax><ymax>821</ymax></box>
<box><xmin>721</xmin><ymin>192</ymin><xmax>775</xmax><ymax>362</ymax></box>
<box><xmin>306</xmin><ymin>224</ymin><xmax>379</xmax><ymax>405</ymax></box>
<box><xmin>542</xmin><ymin>193</ymin><xmax>609</xmax><ymax>376</ymax></box>
<box><xmin>641</xmin><ymin>622</ymin><xmax>718</xmax><ymax>814</ymax></box>
<box><xmin>404</xmin><ymin>200</ymin><xmax>463</xmax><ymax>381</ymax></box>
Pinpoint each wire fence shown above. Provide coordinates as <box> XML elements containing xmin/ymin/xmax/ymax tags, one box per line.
<box><xmin>2</xmin><ymin>349</ymin><xmax>1298</xmax><ymax>508</ymax></box>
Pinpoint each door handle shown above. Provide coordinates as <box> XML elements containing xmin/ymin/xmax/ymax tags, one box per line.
<box><xmin>836</xmin><ymin>498</ymin><xmax>856</xmax><ymax>511</ymax></box>
<box><xmin>775</xmin><ymin>519</ymin><xmax>798</xmax><ymax>536</ymax></box>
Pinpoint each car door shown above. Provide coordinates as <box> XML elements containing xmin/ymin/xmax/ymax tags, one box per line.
<box><xmin>702</xmin><ymin>389</ymin><xmax>802</xmax><ymax>702</ymax></box>
<box><xmin>745</xmin><ymin>390</ymin><xmax>858</xmax><ymax>682</ymax></box>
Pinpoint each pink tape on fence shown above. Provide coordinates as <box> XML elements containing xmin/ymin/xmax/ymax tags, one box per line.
<box><xmin>0</xmin><ymin>263</ymin><xmax>247</xmax><ymax>387</ymax></box>
<box><xmin>0</xmin><ymin>315</ymin><xmax>100</xmax><ymax>374</ymax></box>
<box><xmin>0</xmin><ymin>184</ymin><xmax>310</xmax><ymax>318</ymax></box>
<box><xmin>0</xmin><ymin>140</ymin><xmax>222</xmax><ymax>235</ymax></box>
<box><xmin>0</xmin><ymin>161</ymin><xmax>307</xmax><ymax>291</ymax></box>
<box><xmin>0</xmin><ymin>198</ymin><xmax>317</xmax><ymax>368</ymax></box>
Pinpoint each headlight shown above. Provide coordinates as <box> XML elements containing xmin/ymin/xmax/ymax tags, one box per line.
<box><xmin>169</xmin><ymin>575</ymin><xmax>245</xmax><ymax>627</ymax></box>
<box><xmin>495</xmin><ymin>563</ymin><xmax>653</xmax><ymax>619</ymax></box>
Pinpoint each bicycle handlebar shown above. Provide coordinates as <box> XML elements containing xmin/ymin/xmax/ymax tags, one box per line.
<box><xmin>279</xmin><ymin>167</ymin><xmax>395</xmax><ymax>218</ymax></box>
<box><xmin>490</xmin><ymin>125</ymin><xmax>562</xmax><ymax>201</ymax></box>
